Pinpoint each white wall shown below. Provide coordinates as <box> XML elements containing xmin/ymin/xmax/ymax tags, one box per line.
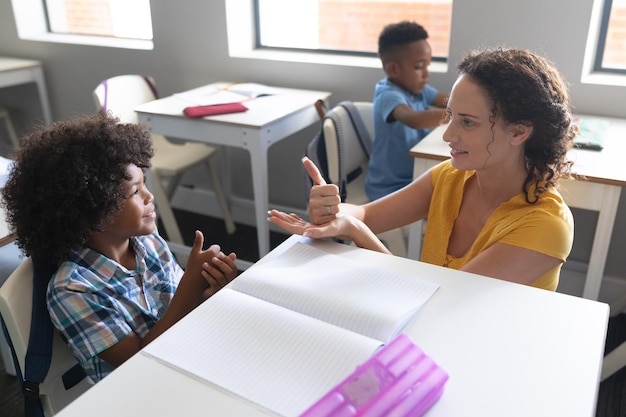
<box><xmin>1</xmin><ymin>0</ymin><xmax>625</xmax><ymax>281</ymax></box>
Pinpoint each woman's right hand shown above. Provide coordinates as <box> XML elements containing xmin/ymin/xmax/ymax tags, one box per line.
<box><xmin>268</xmin><ymin>209</ymin><xmax>351</xmax><ymax>240</ymax></box>
<box><xmin>267</xmin><ymin>209</ymin><xmax>391</xmax><ymax>254</ymax></box>
<box><xmin>303</xmin><ymin>157</ymin><xmax>341</xmax><ymax>225</ymax></box>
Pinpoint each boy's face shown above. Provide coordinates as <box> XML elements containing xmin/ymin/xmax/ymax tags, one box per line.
<box><xmin>105</xmin><ymin>164</ymin><xmax>157</xmax><ymax>239</ymax></box>
<box><xmin>386</xmin><ymin>39</ymin><xmax>433</xmax><ymax>94</ymax></box>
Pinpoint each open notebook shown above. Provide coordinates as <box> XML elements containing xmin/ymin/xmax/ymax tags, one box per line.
<box><xmin>174</xmin><ymin>82</ymin><xmax>279</xmax><ymax>106</ymax></box>
<box><xmin>143</xmin><ymin>242</ymin><xmax>439</xmax><ymax>416</ymax></box>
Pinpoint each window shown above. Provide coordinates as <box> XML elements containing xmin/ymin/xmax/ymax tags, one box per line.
<box><xmin>11</xmin><ymin>0</ymin><xmax>153</xmax><ymax>49</ymax></box>
<box><xmin>226</xmin><ymin>0</ymin><xmax>451</xmax><ymax>71</ymax></box>
<box><xmin>44</xmin><ymin>0</ymin><xmax>152</xmax><ymax>40</ymax></box>
<box><xmin>583</xmin><ymin>0</ymin><xmax>626</xmax><ymax>85</ymax></box>
<box><xmin>594</xmin><ymin>0</ymin><xmax>626</xmax><ymax>73</ymax></box>
<box><xmin>255</xmin><ymin>0</ymin><xmax>452</xmax><ymax>62</ymax></box>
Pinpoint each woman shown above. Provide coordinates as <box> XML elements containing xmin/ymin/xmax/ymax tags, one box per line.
<box><xmin>269</xmin><ymin>47</ymin><xmax>577</xmax><ymax>291</ymax></box>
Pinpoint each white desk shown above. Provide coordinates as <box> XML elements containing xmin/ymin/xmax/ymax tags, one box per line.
<box><xmin>0</xmin><ymin>56</ymin><xmax>53</xmax><ymax>125</ymax></box>
<box><xmin>56</xmin><ymin>235</ymin><xmax>609</xmax><ymax>417</ymax></box>
<box><xmin>408</xmin><ymin>116</ymin><xmax>626</xmax><ymax>300</ymax></box>
<box><xmin>135</xmin><ymin>83</ymin><xmax>330</xmax><ymax>264</ymax></box>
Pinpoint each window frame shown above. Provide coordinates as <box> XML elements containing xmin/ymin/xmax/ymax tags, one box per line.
<box><xmin>10</xmin><ymin>0</ymin><xmax>153</xmax><ymax>50</ymax></box>
<box><xmin>593</xmin><ymin>0</ymin><xmax>626</xmax><ymax>75</ymax></box>
<box><xmin>582</xmin><ymin>0</ymin><xmax>626</xmax><ymax>86</ymax></box>
<box><xmin>225</xmin><ymin>0</ymin><xmax>447</xmax><ymax>72</ymax></box>
<box><xmin>253</xmin><ymin>0</ymin><xmax>448</xmax><ymax>65</ymax></box>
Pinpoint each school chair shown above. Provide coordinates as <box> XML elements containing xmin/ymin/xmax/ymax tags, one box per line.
<box><xmin>0</xmin><ymin>258</ymin><xmax>93</xmax><ymax>416</ymax></box>
<box><xmin>0</xmin><ymin>240</ymin><xmax>24</xmax><ymax>376</ymax></box>
<box><xmin>92</xmin><ymin>75</ymin><xmax>236</xmax><ymax>249</ymax></box>
<box><xmin>312</xmin><ymin>101</ymin><xmax>407</xmax><ymax>257</ymax></box>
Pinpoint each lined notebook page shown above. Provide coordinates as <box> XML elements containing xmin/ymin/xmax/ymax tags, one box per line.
<box><xmin>173</xmin><ymin>83</ymin><xmax>279</xmax><ymax>106</ymax></box>
<box><xmin>230</xmin><ymin>242</ymin><xmax>440</xmax><ymax>342</ymax></box>
<box><xmin>143</xmin><ymin>288</ymin><xmax>382</xmax><ymax>417</ymax></box>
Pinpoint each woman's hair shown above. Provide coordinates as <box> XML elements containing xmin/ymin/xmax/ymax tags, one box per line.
<box><xmin>378</xmin><ymin>21</ymin><xmax>429</xmax><ymax>63</ymax></box>
<box><xmin>1</xmin><ymin>111</ymin><xmax>154</xmax><ymax>264</ymax></box>
<box><xmin>457</xmin><ymin>47</ymin><xmax>577</xmax><ymax>203</ymax></box>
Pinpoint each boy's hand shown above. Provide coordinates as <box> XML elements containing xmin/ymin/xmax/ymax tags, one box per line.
<box><xmin>186</xmin><ymin>230</ymin><xmax>238</xmax><ymax>300</ymax></box>
<box><xmin>201</xmin><ymin>251</ymin><xmax>237</xmax><ymax>299</ymax></box>
<box><xmin>303</xmin><ymin>157</ymin><xmax>340</xmax><ymax>224</ymax></box>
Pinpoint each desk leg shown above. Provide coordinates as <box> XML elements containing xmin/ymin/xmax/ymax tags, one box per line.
<box><xmin>407</xmin><ymin>157</ymin><xmax>436</xmax><ymax>260</ymax></box>
<box><xmin>32</xmin><ymin>67</ymin><xmax>53</xmax><ymax>124</ymax></box>
<box><xmin>407</xmin><ymin>221</ymin><xmax>423</xmax><ymax>261</ymax></box>
<box><xmin>246</xmin><ymin>130</ymin><xmax>271</xmax><ymax>258</ymax></box>
<box><xmin>583</xmin><ymin>185</ymin><xmax>622</xmax><ymax>300</ymax></box>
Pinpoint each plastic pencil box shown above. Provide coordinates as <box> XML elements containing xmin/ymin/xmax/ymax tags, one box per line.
<box><xmin>299</xmin><ymin>334</ymin><xmax>448</xmax><ymax>417</ymax></box>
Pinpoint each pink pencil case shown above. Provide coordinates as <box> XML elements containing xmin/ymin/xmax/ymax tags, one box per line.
<box><xmin>183</xmin><ymin>102</ymin><xmax>248</xmax><ymax>118</ymax></box>
<box><xmin>300</xmin><ymin>334</ymin><xmax>448</xmax><ymax>417</ymax></box>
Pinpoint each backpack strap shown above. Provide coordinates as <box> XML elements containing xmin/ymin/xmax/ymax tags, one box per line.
<box><xmin>21</xmin><ymin>258</ymin><xmax>56</xmax><ymax>417</ymax></box>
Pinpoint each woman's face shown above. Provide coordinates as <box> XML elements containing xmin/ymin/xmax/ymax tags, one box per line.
<box><xmin>442</xmin><ymin>74</ymin><xmax>519</xmax><ymax>172</ymax></box>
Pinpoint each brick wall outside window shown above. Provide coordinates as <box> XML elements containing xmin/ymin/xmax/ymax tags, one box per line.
<box><xmin>604</xmin><ymin>3</ymin><xmax>626</xmax><ymax>69</ymax></box>
<box><xmin>63</xmin><ymin>0</ymin><xmax>114</xmax><ymax>36</ymax></box>
<box><xmin>318</xmin><ymin>1</ymin><xmax>452</xmax><ymax>57</ymax></box>
<box><xmin>57</xmin><ymin>1</ymin><xmax>625</xmax><ymax>70</ymax></box>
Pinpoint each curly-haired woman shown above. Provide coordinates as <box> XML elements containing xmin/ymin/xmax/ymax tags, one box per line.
<box><xmin>2</xmin><ymin>111</ymin><xmax>237</xmax><ymax>382</ymax></box>
<box><xmin>270</xmin><ymin>47</ymin><xmax>577</xmax><ymax>291</ymax></box>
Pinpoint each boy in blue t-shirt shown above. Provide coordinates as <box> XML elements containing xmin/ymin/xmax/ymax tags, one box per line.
<box><xmin>365</xmin><ymin>21</ymin><xmax>448</xmax><ymax>201</ymax></box>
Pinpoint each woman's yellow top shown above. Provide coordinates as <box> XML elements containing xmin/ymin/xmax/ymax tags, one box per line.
<box><xmin>421</xmin><ymin>160</ymin><xmax>574</xmax><ymax>291</ymax></box>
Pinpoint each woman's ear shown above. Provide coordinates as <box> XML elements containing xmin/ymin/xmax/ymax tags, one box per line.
<box><xmin>510</xmin><ymin>122</ymin><xmax>533</xmax><ymax>146</ymax></box>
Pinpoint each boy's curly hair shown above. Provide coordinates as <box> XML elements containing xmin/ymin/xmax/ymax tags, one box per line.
<box><xmin>1</xmin><ymin>111</ymin><xmax>154</xmax><ymax>264</ymax></box>
<box><xmin>457</xmin><ymin>47</ymin><xmax>578</xmax><ymax>203</ymax></box>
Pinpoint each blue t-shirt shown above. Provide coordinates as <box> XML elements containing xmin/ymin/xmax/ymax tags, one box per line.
<box><xmin>365</xmin><ymin>78</ymin><xmax>438</xmax><ymax>201</ymax></box>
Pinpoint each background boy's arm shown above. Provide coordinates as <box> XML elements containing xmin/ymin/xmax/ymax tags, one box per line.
<box><xmin>391</xmin><ymin>104</ymin><xmax>447</xmax><ymax>130</ymax></box>
<box><xmin>431</xmin><ymin>92</ymin><xmax>449</xmax><ymax>108</ymax></box>
<box><xmin>390</xmin><ymin>91</ymin><xmax>449</xmax><ymax>130</ymax></box>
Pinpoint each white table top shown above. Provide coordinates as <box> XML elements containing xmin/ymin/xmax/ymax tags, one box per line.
<box><xmin>135</xmin><ymin>82</ymin><xmax>331</xmax><ymax>129</ymax></box>
<box><xmin>56</xmin><ymin>235</ymin><xmax>609</xmax><ymax>417</ymax></box>
<box><xmin>410</xmin><ymin>115</ymin><xmax>626</xmax><ymax>186</ymax></box>
<box><xmin>0</xmin><ymin>56</ymin><xmax>43</xmax><ymax>72</ymax></box>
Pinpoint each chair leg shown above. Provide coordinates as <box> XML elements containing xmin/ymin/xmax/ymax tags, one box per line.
<box><xmin>164</xmin><ymin>173</ymin><xmax>183</xmax><ymax>200</ymax></box>
<box><xmin>0</xmin><ymin>107</ymin><xmax>19</xmax><ymax>151</ymax></box>
<box><xmin>150</xmin><ymin>169</ymin><xmax>185</xmax><ymax>245</ymax></box>
<box><xmin>204</xmin><ymin>159</ymin><xmax>236</xmax><ymax>234</ymax></box>
<box><xmin>601</xmin><ymin>341</ymin><xmax>626</xmax><ymax>381</ymax></box>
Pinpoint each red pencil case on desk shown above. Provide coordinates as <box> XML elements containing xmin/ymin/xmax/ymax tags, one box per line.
<box><xmin>183</xmin><ymin>102</ymin><xmax>248</xmax><ymax>118</ymax></box>
<box><xmin>300</xmin><ymin>334</ymin><xmax>448</xmax><ymax>417</ymax></box>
